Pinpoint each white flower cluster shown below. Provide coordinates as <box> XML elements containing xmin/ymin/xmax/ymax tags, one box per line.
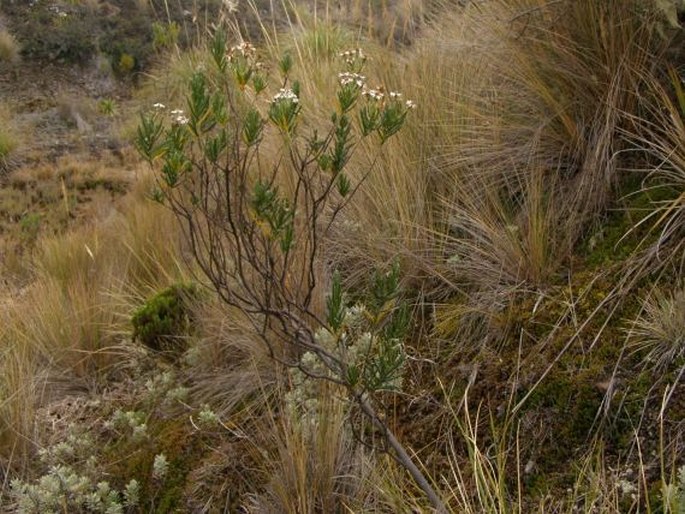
<box><xmin>338</xmin><ymin>72</ymin><xmax>366</xmax><ymax>88</ymax></box>
<box><xmin>362</xmin><ymin>87</ymin><xmax>385</xmax><ymax>101</ymax></box>
<box><xmin>283</xmin><ymin>363</ymin><xmax>322</xmax><ymax>436</ymax></box>
<box><xmin>170</xmin><ymin>108</ymin><xmax>189</xmax><ymax>125</ymax></box>
<box><xmin>343</xmin><ymin>304</ymin><xmax>367</xmax><ymax>329</ymax></box>
<box><xmin>152</xmin><ymin>103</ymin><xmax>190</xmax><ymax>125</ymax></box>
<box><xmin>346</xmin><ymin>331</ymin><xmax>373</xmax><ymax>364</ymax></box>
<box><xmin>229</xmin><ymin>41</ymin><xmax>256</xmax><ymax>59</ymax></box>
<box><xmin>314</xmin><ymin>327</ymin><xmax>336</xmax><ymax>350</ymax></box>
<box><xmin>145</xmin><ymin>370</ymin><xmax>174</xmax><ymax>394</ymax></box>
<box><xmin>143</xmin><ymin>369</ymin><xmax>189</xmax><ymax>408</ymax></box>
<box><xmin>361</xmin><ymin>86</ymin><xmax>416</xmax><ymax>109</ymax></box>
<box><xmin>48</xmin><ymin>5</ymin><xmax>68</xmax><ymax>17</ymax></box>
<box><xmin>271</xmin><ymin>88</ymin><xmax>299</xmax><ymax>105</ymax></box>
<box><xmin>37</xmin><ymin>429</ymin><xmax>96</xmax><ymax>472</ymax></box>
<box><xmin>340</xmin><ymin>48</ymin><xmax>366</xmax><ymax>66</ymax></box>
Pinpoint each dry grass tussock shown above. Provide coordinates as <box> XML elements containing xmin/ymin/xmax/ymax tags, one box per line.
<box><xmin>3</xmin><ymin>0</ymin><xmax>685</xmax><ymax>511</ymax></box>
<box><xmin>333</xmin><ymin>0</ymin><xmax>668</xmax><ymax>296</ymax></box>
<box><xmin>0</xmin><ymin>102</ymin><xmax>18</xmax><ymax>171</ymax></box>
<box><xmin>0</xmin><ymin>170</ymin><xmax>188</xmax><ymax>464</ymax></box>
<box><xmin>0</xmin><ymin>28</ymin><xmax>19</xmax><ymax>63</ymax></box>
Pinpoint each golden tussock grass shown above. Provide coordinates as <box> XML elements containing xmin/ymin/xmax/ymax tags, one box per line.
<box><xmin>0</xmin><ymin>28</ymin><xmax>19</xmax><ymax>64</ymax></box>
<box><xmin>2</xmin><ymin>0</ymin><xmax>685</xmax><ymax>509</ymax></box>
<box><xmin>0</xmin><ymin>168</ymin><xmax>189</xmax><ymax>466</ymax></box>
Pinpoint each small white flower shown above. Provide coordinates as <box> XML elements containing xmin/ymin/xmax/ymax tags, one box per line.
<box><xmin>153</xmin><ymin>102</ymin><xmax>166</xmax><ymax>110</ymax></box>
<box><xmin>229</xmin><ymin>41</ymin><xmax>256</xmax><ymax>59</ymax></box>
<box><xmin>340</xmin><ymin>48</ymin><xmax>366</xmax><ymax>60</ymax></box>
<box><xmin>389</xmin><ymin>91</ymin><xmax>402</xmax><ymax>99</ymax></box>
<box><xmin>338</xmin><ymin>72</ymin><xmax>366</xmax><ymax>88</ymax></box>
<box><xmin>362</xmin><ymin>87</ymin><xmax>384</xmax><ymax>101</ymax></box>
<box><xmin>132</xmin><ymin>423</ymin><xmax>147</xmax><ymax>441</ymax></box>
<box><xmin>405</xmin><ymin>100</ymin><xmax>417</xmax><ymax>109</ymax></box>
<box><xmin>301</xmin><ymin>351</ymin><xmax>320</xmax><ymax>370</ymax></box>
<box><xmin>170</xmin><ymin>108</ymin><xmax>184</xmax><ymax>116</ymax></box>
<box><xmin>271</xmin><ymin>88</ymin><xmax>299</xmax><ymax>104</ymax></box>
<box><xmin>174</xmin><ymin>115</ymin><xmax>190</xmax><ymax>125</ymax></box>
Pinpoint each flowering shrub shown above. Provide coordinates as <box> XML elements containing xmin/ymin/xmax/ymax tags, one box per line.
<box><xmin>286</xmin><ymin>262</ymin><xmax>410</xmax><ymax>431</ymax></box>
<box><xmin>135</xmin><ymin>32</ymin><xmax>445</xmax><ymax>510</ymax></box>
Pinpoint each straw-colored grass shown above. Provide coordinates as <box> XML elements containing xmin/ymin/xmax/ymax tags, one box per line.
<box><xmin>0</xmin><ymin>28</ymin><xmax>19</xmax><ymax>63</ymax></box>
<box><xmin>2</xmin><ymin>0</ymin><xmax>685</xmax><ymax>510</ymax></box>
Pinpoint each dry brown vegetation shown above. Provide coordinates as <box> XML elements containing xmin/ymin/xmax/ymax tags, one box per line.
<box><xmin>1</xmin><ymin>0</ymin><xmax>685</xmax><ymax>512</ymax></box>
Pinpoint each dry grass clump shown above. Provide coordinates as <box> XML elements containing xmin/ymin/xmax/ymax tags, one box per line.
<box><xmin>0</xmin><ymin>103</ymin><xmax>18</xmax><ymax>170</ymax></box>
<box><xmin>0</xmin><ymin>28</ymin><xmax>20</xmax><ymax>63</ymax></box>
<box><xmin>328</xmin><ymin>0</ymin><xmax>667</xmax><ymax>317</ymax></box>
<box><xmin>630</xmin><ymin>285</ymin><xmax>685</xmax><ymax>371</ymax></box>
<box><xmin>246</xmin><ymin>387</ymin><xmax>367</xmax><ymax>513</ymax></box>
<box><xmin>0</xmin><ymin>170</ymin><xmax>189</xmax><ymax>466</ymax></box>
<box><xmin>4</xmin><ymin>0</ymin><xmax>685</xmax><ymax>510</ymax></box>
<box><xmin>620</xmin><ymin>69</ymin><xmax>685</xmax><ymax>279</ymax></box>
<box><xmin>294</xmin><ymin>0</ymin><xmax>446</xmax><ymax>46</ymax></box>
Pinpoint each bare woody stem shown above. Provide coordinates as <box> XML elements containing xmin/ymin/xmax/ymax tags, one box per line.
<box><xmin>358</xmin><ymin>396</ymin><xmax>447</xmax><ymax>513</ymax></box>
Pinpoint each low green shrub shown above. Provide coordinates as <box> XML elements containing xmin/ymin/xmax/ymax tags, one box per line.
<box><xmin>132</xmin><ymin>283</ymin><xmax>201</xmax><ymax>358</ymax></box>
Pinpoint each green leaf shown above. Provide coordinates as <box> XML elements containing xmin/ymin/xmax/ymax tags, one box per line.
<box><xmin>210</xmin><ymin>29</ymin><xmax>228</xmax><ymax>72</ymax></box>
<box><xmin>364</xmin><ymin>337</ymin><xmax>404</xmax><ymax>392</ymax></box>
<box><xmin>337</xmin><ymin>173</ymin><xmax>351</xmax><ymax>197</ymax></box>
<box><xmin>346</xmin><ymin>364</ymin><xmax>360</xmax><ymax>387</ymax></box>
<box><xmin>242</xmin><ymin>108</ymin><xmax>264</xmax><ymax>146</ymax></box>
<box><xmin>205</xmin><ymin>130</ymin><xmax>228</xmax><ymax>163</ymax></box>
<box><xmin>187</xmin><ymin>72</ymin><xmax>211</xmax><ymax>134</ymax></box>
<box><xmin>337</xmin><ymin>83</ymin><xmax>359</xmax><ymax>113</ymax></box>
<box><xmin>135</xmin><ymin>113</ymin><xmax>164</xmax><ymax>161</ymax></box>
<box><xmin>327</xmin><ymin>270</ymin><xmax>345</xmax><ymax>331</ymax></box>
<box><xmin>279</xmin><ymin>52</ymin><xmax>293</xmax><ymax>77</ymax></box>
<box><xmin>331</xmin><ymin>115</ymin><xmax>352</xmax><ymax>174</ymax></box>
<box><xmin>378</xmin><ymin>104</ymin><xmax>407</xmax><ymax>144</ymax></box>
<box><xmin>370</xmin><ymin>260</ymin><xmax>402</xmax><ymax>313</ymax></box>
<box><xmin>252</xmin><ymin>74</ymin><xmax>267</xmax><ymax>95</ymax></box>
<box><xmin>161</xmin><ymin>149</ymin><xmax>190</xmax><ymax>187</ymax></box>
<box><xmin>383</xmin><ymin>302</ymin><xmax>410</xmax><ymax>341</ymax></box>
<box><xmin>359</xmin><ymin>105</ymin><xmax>380</xmax><ymax>137</ymax></box>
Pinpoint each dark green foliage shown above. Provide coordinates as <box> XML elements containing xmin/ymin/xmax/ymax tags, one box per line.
<box><xmin>327</xmin><ymin>270</ymin><xmax>345</xmax><ymax>332</ymax></box>
<box><xmin>330</xmin><ymin>115</ymin><xmax>352</xmax><ymax>174</ymax></box>
<box><xmin>523</xmin><ymin>371</ymin><xmax>605</xmax><ymax>468</ymax></box>
<box><xmin>210</xmin><ymin>29</ymin><xmax>228</xmax><ymax>72</ymax></box>
<box><xmin>251</xmin><ymin>181</ymin><xmax>294</xmax><ymax>252</ymax></box>
<box><xmin>3</xmin><ymin>0</ymin><xmax>219</xmax><ymax>71</ymax></box>
<box><xmin>132</xmin><ymin>283</ymin><xmax>200</xmax><ymax>357</ymax></box>
<box><xmin>368</xmin><ymin>259</ymin><xmax>402</xmax><ymax>314</ymax></box>
<box><xmin>242</xmin><ymin>109</ymin><xmax>263</xmax><ymax>147</ymax></box>
<box><xmin>136</xmin><ymin>114</ymin><xmax>164</xmax><ymax>161</ymax></box>
<box><xmin>16</xmin><ymin>7</ymin><xmax>98</xmax><ymax>64</ymax></box>
<box><xmin>363</xmin><ymin>335</ymin><xmax>405</xmax><ymax>391</ymax></box>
